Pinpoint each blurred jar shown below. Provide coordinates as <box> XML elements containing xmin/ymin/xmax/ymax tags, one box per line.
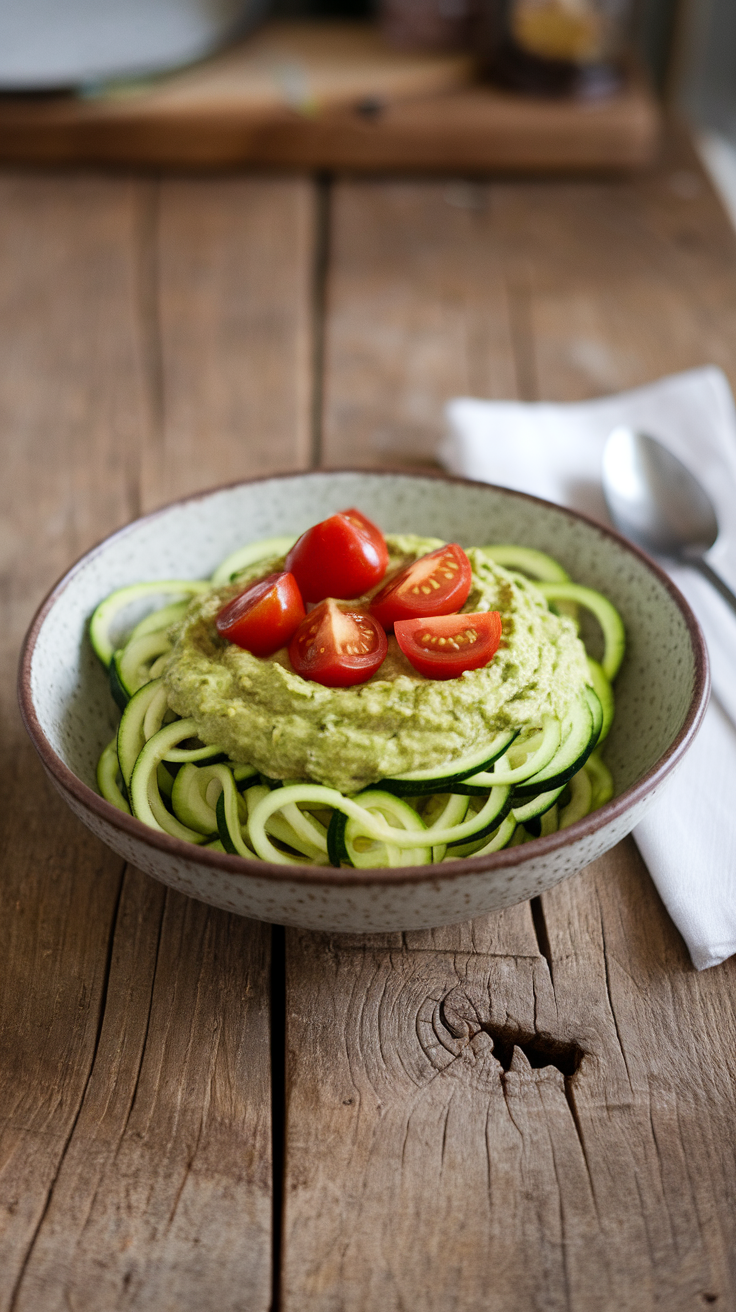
<box><xmin>380</xmin><ymin>0</ymin><xmax>475</xmax><ymax>52</ymax></box>
<box><xmin>475</xmin><ymin>0</ymin><xmax>634</xmax><ymax>97</ymax></box>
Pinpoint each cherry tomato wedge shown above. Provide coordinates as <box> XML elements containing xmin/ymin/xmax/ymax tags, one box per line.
<box><xmin>370</xmin><ymin>544</ymin><xmax>472</xmax><ymax>630</ymax></box>
<box><xmin>394</xmin><ymin>611</ymin><xmax>502</xmax><ymax>680</ymax></box>
<box><xmin>285</xmin><ymin>508</ymin><xmax>389</xmax><ymax>603</ymax></box>
<box><xmin>289</xmin><ymin>598</ymin><xmax>388</xmax><ymax>688</ymax></box>
<box><xmin>216</xmin><ymin>572</ymin><xmax>306</xmax><ymax>657</ymax></box>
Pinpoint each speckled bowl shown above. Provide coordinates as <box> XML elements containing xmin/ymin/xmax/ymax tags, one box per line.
<box><xmin>19</xmin><ymin>470</ymin><xmax>709</xmax><ymax>933</ymax></box>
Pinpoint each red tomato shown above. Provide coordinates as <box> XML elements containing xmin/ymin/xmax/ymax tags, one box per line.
<box><xmin>285</xmin><ymin>508</ymin><xmax>389</xmax><ymax>602</ymax></box>
<box><xmin>341</xmin><ymin>507</ymin><xmax>386</xmax><ymax>555</ymax></box>
<box><xmin>394</xmin><ymin>611</ymin><xmax>502</xmax><ymax>680</ymax></box>
<box><xmin>289</xmin><ymin>598</ymin><xmax>388</xmax><ymax>688</ymax></box>
<box><xmin>370</xmin><ymin>544</ymin><xmax>472</xmax><ymax>630</ymax></box>
<box><xmin>216</xmin><ymin>572</ymin><xmax>305</xmax><ymax>657</ymax></box>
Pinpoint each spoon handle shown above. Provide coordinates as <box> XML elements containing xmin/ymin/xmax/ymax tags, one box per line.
<box><xmin>692</xmin><ymin>557</ymin><xmax>736</xmax><ymax>619</ymax></box>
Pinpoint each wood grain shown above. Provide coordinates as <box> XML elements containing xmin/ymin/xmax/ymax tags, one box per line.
<box><xmin>282</xmin><ymin>129</ymin><xmax>736</xmax><ymax>1310</ymax></box>
<box><xmin>320</xmin><ymin>180</ymin><xmax>518</xmax><ymax>467</ymax></box>
<box><xmin>494</xmin><ymin>127</ymin><xmax>736</xmax><ymax>406</ymax></box>
<box><xmin>283</xmin><ymin>847</ymin><xmax>736</xmax><ymax>1309</ymax></box>
<box><xmin>0</xmin><ymin>172</ymin><xmax>316</xmax><ymax>1307</ymax></box>
<box><xmin>0</xmin><ymin>176</ymin><xmax>145</xmax><ymax>1305</ymax></box>
<box><xmin>13</xmin><ymin>875</ymin><xmax>272</xmax><ymax>1312</ymax></box>
<box><xmin>142</xmin><ymin>175</ymin><xmax>316</xmax><ymax>510</ymax></box>
<box><xmin>321</xmin><ymin>125</ymin><xmax>736</xmax><ymax>472</ymax></box>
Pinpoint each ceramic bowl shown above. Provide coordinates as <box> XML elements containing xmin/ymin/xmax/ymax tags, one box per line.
<box><xmin>19</xmin><ymin>470</ymin><xmax>709</xmax><ymax>933</ymax></box>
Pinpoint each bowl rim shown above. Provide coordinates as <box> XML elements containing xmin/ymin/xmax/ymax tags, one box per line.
<box><xmin>18</xmin><ymin>467</ymin><xmax>710</xmax><ymax>888</ymax></box>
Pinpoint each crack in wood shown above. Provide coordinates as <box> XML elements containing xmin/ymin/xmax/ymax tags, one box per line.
<box><xmin>559</xmin><ymin>1067</ymin><xmax>602</xmax><ymax>1222</ymax></box>
<box><xmin>270</xmin><ymin>925</ymin><xmax>286</xmax><ymax>1312</ymax></box>
<box><xmin>310</xmin><ymin>174</ymin><xmax>331</xmax><ymax>472</ymax></box>
<box><xmin>438</xmin><ymin>990</ymin><xmax>583</xmax><ymax>1078</ymax></box>
<box><xmin>114</xmin><ymin>881</ymin><xmax>168</xmax><ymax>1153</ymax></box>
<box><xmin>7</xmin><ymin>861</ymin><xmax>127</xmax><ymax>1312</ymax></box>
<box><xmin>598</xmin><ymin>894</ymin><xmax>634</xmax><ymax>1090</ymax></box>
<box><xmin>318</xmin><ymin>940</ymin><xmax>541</xmax><ymax>959</ymax></box>
<box><xmin>133</xmin><ymin>179</ymin><xmax>162</xmax><ymax>520</ymax></box>
<box><xmin>530</xmin><ymin>896</ymin><xmax>553</xmax><ymax>981</ymax></box>
<box><xmin>505</xmin><ymin>264</ymin><xmax>539</xmax><ymax>402</ymax></box>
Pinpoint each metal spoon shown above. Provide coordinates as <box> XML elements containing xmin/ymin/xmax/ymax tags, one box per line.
<box><xmin>602</xmin><ymin>425</ymin><xmax>736</xmax><ymax>617</ymax></box>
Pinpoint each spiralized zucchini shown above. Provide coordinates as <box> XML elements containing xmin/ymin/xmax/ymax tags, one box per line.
<box><xmin>91</xmin><ymin>540</ymin><xmax>623</xmax><ymax>867</ymax></box>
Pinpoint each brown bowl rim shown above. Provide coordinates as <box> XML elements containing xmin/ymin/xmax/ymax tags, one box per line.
<box><xmin>18</xmin><ymin>467</ymin><xmax>710</xmax><ymax>889</ymax></box>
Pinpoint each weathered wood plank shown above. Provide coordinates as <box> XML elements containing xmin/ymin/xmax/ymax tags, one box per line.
<box><xmin>536</xmin><ymin>842</ymin><xmax>736</xmax><ymax>1306</ymax></box>
<box><xmin>282</xmin><ymin>131</ymin><xmax>736</xmax><ymax>1310</ymax></box>
<box><xmin>282</xmin><ymin>906</ymin><xmax>567</xmax><ymax>1312</ymax></box>
<box><xmin>320</xmin><ymin>127</ymin><xmax>736</xmax><ymax>475</ymax></box>
<box><xmin>493</xmin><ymin>127</ymin><xmax>736</xmax><ymax>406</ymax></box>
<box><xmin>0</xmin><ymin>175</ymin><xmax>146</xmax><ymax>1306</ymax></box>
<box><xmin>0</xmin><ymin>172</ymin><xmax>318</xmax><ymax>1308</ymax></box>
<box><xmin>14</xmin><ymin>872</ymin><xmax>273</xmax><ymax>1312</ymax></box>
<box><xmin>283</xmin><ymin>852</ymin><xmax>736</xmax><ymax>1309</ymax></box>
<box><xmin>320</xmin><ymin>179</ymin><xmax>518</xmax><ymax>468</ymax></box>
<box><xmin>143</xmin><ymin>175</ymin><xmax>316</xmax><ymax>510</ymax></box>
<box><xmin>510</xmin><ymin>128</ymin><xmax>736</xmax><ymax>1297</ymax></box>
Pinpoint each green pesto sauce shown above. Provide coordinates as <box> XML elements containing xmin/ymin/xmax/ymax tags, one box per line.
<box><xmin>163</xmin><ymin>535</ymin><xmax>590</xmax><ymax>793</ymax></box>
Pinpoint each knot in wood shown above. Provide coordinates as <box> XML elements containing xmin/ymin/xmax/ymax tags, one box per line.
<box><xmin>418</xmin><ymin>984</ymin><xmax>584</xmax><ymax>1084</ymax></box>
<box><xmin>440</xmin><ymin>984</ymin><xmax>488</xmax><ymax>1044</ymax></box>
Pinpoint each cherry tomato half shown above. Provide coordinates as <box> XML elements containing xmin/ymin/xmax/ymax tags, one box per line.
<box><xmin>394</xmin><ymin>611</ymin><xmax>502</xmax><ymax>680</ymax></box>
<box><xmin>285</xmin><ymin>508</ymin><xmax>389</xmax><ymax>603</ymax></box>
<box><xmin>370</xmin><ymin>544</ymin><xmax>472</xmax><ymax>630</ymax></box>
<box><xmin>289</xmin><ymin>598</ymin><xmax>388</xmax><ymax>688</ymax></box>
<box><xmin>216</xmin><ymin>572</ymin><xmax>306</xmax><ymax>657</ymax></box>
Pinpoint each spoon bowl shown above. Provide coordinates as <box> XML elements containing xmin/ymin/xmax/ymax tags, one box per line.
<box><xmin>603</xmin><ymin>427</ymin><xmax>718</xmax><ymax>559</ymax></box>
<box><xmin>603</xmin><ymin>426</ymin><xmax>736</xmax><ymax>617</ymax></box>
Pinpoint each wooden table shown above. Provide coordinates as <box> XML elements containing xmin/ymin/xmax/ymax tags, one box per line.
<box><xmin>2</xmin><ymin>126</ymin><xmax>736</xmax><ymax>1310</ymax></box>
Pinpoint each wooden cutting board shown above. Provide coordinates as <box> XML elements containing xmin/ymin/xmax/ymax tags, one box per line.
<box><xmin>0</xmin><ymin>21</ymin><xmax>660</xmax><ymax>172</ymax></box>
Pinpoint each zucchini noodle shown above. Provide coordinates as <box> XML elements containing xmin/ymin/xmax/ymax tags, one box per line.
<box><xmin>91</xmin><ymin>540</ymin><xmax>623</xmax><ymax>867</ymax></box>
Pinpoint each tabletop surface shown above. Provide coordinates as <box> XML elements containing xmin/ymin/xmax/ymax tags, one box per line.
<box><xmin>1</xmin><ymin>125</ymin><xmax>736</xmax><ymax>1312</ymax></box>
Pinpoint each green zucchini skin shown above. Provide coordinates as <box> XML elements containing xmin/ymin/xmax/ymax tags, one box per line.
<box><xmin>478</xmin><ymin>545</ymin><xmax>570</xmax><ymax>583</ymax></box>
<box><xmin>377</xmin><ymin>729</ymin><xmax>519</xmax><ymax>797</ymax></box>
<box><xmin>511</xmin><ymin>690</ymin><xmax>602</xmax><ymax>799</ymax></box>
<box><xmin>341</xmin><ymin>791</ymin><xmax>432</xmax><ymax>868</ymax></box>
<box><xmin>210</xmin><ymin>535</ymin><xmax>298</xmax><ymax>586</ymax></box>
<box><xmin>117</xmin><ymin>678</ymin><xmax>165</xmax><ymax>788</ymax></box>
<box><xmin>216</xmin><ymin>791</ymin><xmax>240</xmax><ymax>855</ymax></box>
<box><xmin>327</xmin><ymin>810</ymin><xmax>350</xmax><ymax>867</ymax></box>
<box><xmin>512</xmin><ymin>785</ymin><xmax>565</xmax><ymax>825</ymax></box>
<box><xmin>97</xmin><ymin>738</ymin><xmax>130</xmax><ymax>813</ymax></box>
<box><xmin>171</xmin><ymin>763</ymin><xmax>220</xmax><ymax>836</ymax></box>
<box><xmin>585</xmin><ymin>684</ymin><xmax>604</xmax><ymax>745</ymax></box>
<box><xmin>536</xmin><ymin>582</ymin><xmax>625</xmax><ymax>681</ymax></box>
<box><xmin>109</xmin><ymin>653</ymin><xmax>130</xmax><ymax>711</ymax></box>
<box><xmin>90</xmin><ymin>579</ymin><xmax>208</xmax><ymax>668</ymax></box>
<box><xmin>444</xmin><ymin>789</ymin><xmax>513</xmax><ymax>849</ymax></box>
<box><xmin>587</xmin><ymin>659</ymin><xmax>615</xmax><ymax>741</ymax></box>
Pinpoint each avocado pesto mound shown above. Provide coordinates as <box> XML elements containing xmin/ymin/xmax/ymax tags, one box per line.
<box><xmin>162</xmin><ymin>535</ymin><xmax>590</xmax><ymax>794</ymax></box>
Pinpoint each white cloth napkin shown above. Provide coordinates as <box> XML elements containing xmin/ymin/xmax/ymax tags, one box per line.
<box><xmin>440</xmin><ymin>366</ymin><xmax>736</xmax><ymax>970</ymax></box>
